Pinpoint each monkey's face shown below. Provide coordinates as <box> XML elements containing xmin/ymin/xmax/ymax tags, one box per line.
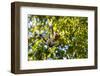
<box><xmin>54</xmin><ymin>32</ymin><xmax>60</xmax><ymax>41</ymax></box>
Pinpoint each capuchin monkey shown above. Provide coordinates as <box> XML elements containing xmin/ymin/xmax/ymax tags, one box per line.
<box><xmin>46</xmin><ymin>22</ymin><xmax>60</xmax><ymax>47</ymax></box>
<box><xmin>54</xmin><ymin>31</ymin><xmax>60</xmax><ymax>41</ymax></box>
<box><xmin>39</xmin><ymin>22</ymin><xmax>60</xmax><ymax>47</ymax></box>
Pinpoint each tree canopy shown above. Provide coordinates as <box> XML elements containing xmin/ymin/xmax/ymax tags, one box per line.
<box><xmin>28</xmin><ymin>15</ymin><xmax>88</xmax><ymax>60</ymax></box>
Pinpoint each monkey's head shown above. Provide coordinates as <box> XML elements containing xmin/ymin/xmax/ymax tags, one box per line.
<box><xmin>54</xmin><ymin>31</ymin><xmax>60</xmax><ymax>41</ymax></box>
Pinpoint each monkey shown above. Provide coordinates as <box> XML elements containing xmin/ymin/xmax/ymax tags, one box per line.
<box><xmin>53</xmin><ymin>31</ymin><xmax>60</xmax><ymax>41</ymax></box>
<box><xmin>37</xmin><ymin>21</ymin><xmax>60</xmax><ymax>47</ymax></box>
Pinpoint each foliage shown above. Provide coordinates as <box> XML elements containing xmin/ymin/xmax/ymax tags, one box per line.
<box><xmin>28</xmin><ymin>15</ymin><xmax>88</xmax><ymax>60</ymax></box>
